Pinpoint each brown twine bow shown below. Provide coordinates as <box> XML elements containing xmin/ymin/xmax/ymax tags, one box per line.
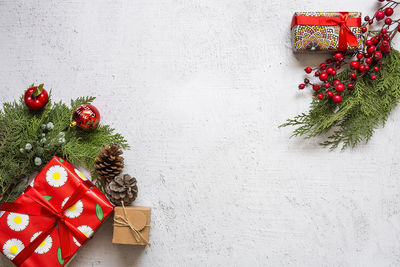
<box><xmin>113</xmin><ymin>201</ymin><xmax>151</xmax><ymax>246</ymax></box>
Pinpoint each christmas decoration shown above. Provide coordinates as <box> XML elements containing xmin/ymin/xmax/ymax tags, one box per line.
<box><xmin>281</xmin><ymin>1</ymin><xmax>400</xmax><ymax>149</ymax></box>
<box><xmin>94</xmin><ymin>143</ymin><xmax>124</xmax><ymax>182</ymax></box>
<box><xmin>105</xmin><ymin>174</ymin><xmax>138</xmax><ymax>206</ymax></box>
<box><xmin>24</xmin><ymin>84</ymin><xmax>49</xmax><ymax>111</ymax></box>
<box><xmin>0</xmin><ymin>89</ymin><xmax>127</xmax><ymax>204</ymax></box>
<box><xmin>0</xmin><ymin>157</ymin><xmax>114</xmax><ymax>266</ymax></box>
<box><xmin>70</xmin><ymin>104</ymin><xmax>100</xmax><ymax>130</ymax></box>
<box><xmin>291</xmin><ymin>12</ymin><xmax>362</xmax><ymax>52</ymax></box>
<box><xmin>112</xmin><ymin>205</ymin><xmax>150</xmax><ymax>246</ymax></box>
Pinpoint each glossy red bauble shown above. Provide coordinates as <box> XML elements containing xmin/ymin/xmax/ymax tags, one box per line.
<box><xmin>24</xmin><ymin>84</ymin><xmax>49</xmax><ymax>111</ymax></box>
<box><xmin>70</xmin><ymin>104</ymin><xmax>101</xmax><ymax>130</ymax></box>
<box><xmin>333</xmin><ymin>94</ymin><xmax>342</xmax><ymax>104</ymax></box>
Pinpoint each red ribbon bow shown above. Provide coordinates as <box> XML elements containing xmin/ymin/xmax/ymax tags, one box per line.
<box><xmin>291</xmin><ymin>12</ymin><xmax>361</xmax><ymax>51</ymax></box>
<box><xmin>0</xmin><ymin>180</ymin><xmax>93</xmax><ymax>266</ymax></box>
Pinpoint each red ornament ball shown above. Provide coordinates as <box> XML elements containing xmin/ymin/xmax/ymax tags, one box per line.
<box><xmin>317</xmin><ymin>94</ymin><xmax>324</xmax><ymax>100</ymax></box>
<box><xmin>333</xmin><ymin>94</ymin><xmax>342</xmax><ymax>104</ymax></box>
<box><xmin>70</xmin><ymin>104</ymin><xmax>101</xmax><ymax>130</ymax></box>
<box><xmin>319</xmin><ymin>72</ymin><xmax>328</xmax><ymax>81</ymax></box>
<box><xmin>335</xmin><ymin>83</ymin><xmax>345</xmax><ymax>93</ymax></box>
<box><xmin>376</xmin><ymin>10</ymin><xmax>385</xmax><ymax>20</ymax></box>
<box><xmin>385</xmin><ymin>7</ymin><xmax>394</xmax><ymax>16</ymax></box>
<box><xmin>304</xmin><ymin>67</ymin><xmax>312</xmax><ymax>74</ymax></box>
<box><xmin>24</xmin><ymin>84</ymin><xmax>49</xmax><ymax>111</ymax></box>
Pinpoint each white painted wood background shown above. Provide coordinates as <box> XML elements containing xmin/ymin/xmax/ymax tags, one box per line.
<box><xmin>1</xmin><ymin>0</ymin><xmax>400</xmax><ymax>266</ymax></box>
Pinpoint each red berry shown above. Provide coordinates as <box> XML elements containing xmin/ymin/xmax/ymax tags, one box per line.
<box><xmin>317</xmin><ymin>94</ymin><xmax>324</xmax><ymax>100</ymax></box>
<box><xmin>327</xmin><ymin>91</ymin><xmax>333</xmax><ymax>98</ymax></box>
<box><xmin>371</xmin><ymin>37</ymin><xmax>379</xmax><ymax>45</ymax></box>
<box><xmin>381</xmin><ymin>28</ymin><xmax>388</xmax><ymax>34</ymax></box>
<box><xmin>385</xmin><ymin>18</ymin><xmax>392</xmax><ymax>25</ymax></box>
<box><xmin>382</xmin><ymin>40</ymin><xmax>389</xmax><ymax>47</ymax></box>
<box><xmin>365</xmin><ymin>65</ymin><xmax>370</xmax><ymax>72</ymax></box>
<box><xmin>333</xmin><ymin>79</ymin><xmax>341</xmax><ymax>86</ymax></box>
<box><xmin>324</xmin><ymin>82</ymin><xmax>330</xmax><ymax>88</ymax></box>
<box><xmin>333</xmin><ymin>94</ymin><xmax>342</xmax><ymax>103</ymax></box>
<box><xmin>364</xmin><ymin>16</ymin><xmax>370</xmax><ymax>21</ymax></box>
<box><xmin>298</xmin><ymin>84</ymin><xmax>305</xmax><ymax>89</ymax></box>
<box><xmin>313</xmin><ymin>84</ymin><xmax>320</xmax><ymax>91</ymax></box>
<box><xmin>331</xmin><ymin>70</ymin><xmax>336</xmax><ymax>76</ymax></box>
<box><xmin>350</xmin><ymin>72</ymin><xmax>357</xmax><ymax>80</ymax></box>
<box><xmin>359</xmin><ymin>64</ymin><xmax>366</xmax><ymax>72</ymax></box>
<box><xmin>374</xmin><ymin>66</ymin><xmax>380</xmax><ymax>72</ymax></box>
<box><xmin>361</xmin><ymin>27</ymin><xmax>367</xmax><ymax>33</ymax></box>
<box><xmin>347</xmin><ymin>83</ymin><xmax>354</xmax><ymax>90</ymax></box>
<box><xmin>350</xmin><ymin>61</ymin><xmax>359</xmax><ymax>70</ymax></box>
<box><xmin>374</xmin><ymin>51</ymin><xmax>382</xmax><ymax>60</ymax></box>
<box><xmin>385</xmin><ymin>7</ymin><xmax>394</xmax><ymax>16</ymax></box>
<box><xmin>335</xmin><ymin>83</ymin><xmax>345</xmax><ymax>93</ymax></box>
<box><xmin>357</xmin><ymin>53</ymin><xmax>363</xmax><ymax>59</ymax></box>
<box><xmin>366</xmin><ymin>40</ymin><xmax>373</xmax><ymax>46</ymax></box>
<box><xmin>376</xmin><ymin>10</ymin><xmax>385</xmax><ymax>21</ymax></box>
<box><xmin>326</xmin><ymin>67</ymin><xmax>334</xmax><ymax>75</ymax></box>
<box><xmin>366</xmin><ymin>58</ymin><xmax>373</xmax><ymax>65</ymax></box>
<box><xmin>367</xmin><ymin>45</ymin><xmax>376</xmax><ymax>55</ymax></box>
<box><xmin>304</xmin><ymin>67</ymin><xmax>312</xmax><ymax>74</ymax></box>
<box><xmin>315</xmin><ymin>71</ymin><xmax>320</xmax><ymax>77</ymax></box>
<box><xmin>333</xmin><ymin>52</ymin><xmax>344</xmax><ymax>61</ymax></box>
<box><xmin>398</xmin><ymin>25</ymin><xmax>400</xmax><ymax>32</ymax></box>
<box><xmin>319</xmin><ymin>72</ymin><xmax>328</xmax><ymax>81</ymax></box>
<box><xmin>371</xmin><ymin>75</ymin><xmax>377</xmax><ymax>80</ymax></box>
<box><xmin>326</xmin><ymin>59</ymin><xmax>333</xmax><ymax>64</ymax></box>
<box><xmin>369</xmin><ymin>20</ymin><xmax>374</xmax><ymax>25</ymax></box>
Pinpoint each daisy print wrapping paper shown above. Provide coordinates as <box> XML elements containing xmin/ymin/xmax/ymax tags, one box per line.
<box><xmin>0</xmin><ymin>157</ymin><xmax>114</xmax><ymax>267</ymax></box>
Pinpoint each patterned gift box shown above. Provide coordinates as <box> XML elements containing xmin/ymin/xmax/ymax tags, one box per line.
<box><xmin>291</xmin><ymin>12</ymin><xmax>363</xmax><ymax>53</ymax></box>
<box><xmin>0</xmin><ymin>156</ymin><xmax>114</xmax><ymax>266</ymax></box>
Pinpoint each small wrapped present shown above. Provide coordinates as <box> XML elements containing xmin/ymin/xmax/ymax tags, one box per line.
<box><xmin>112</xmin><ymin>205</ymin><xmax>150</xmax><ymax>246</ymax></box>
<box><xmin>0</xmin><ymin>156</ymin><xmax>114</xmax><ymax>266</ymax></box>
<box><xmin>291</xmin><ymin>12</ymin><xmax>362</xmax><ymax>53</ymax></box>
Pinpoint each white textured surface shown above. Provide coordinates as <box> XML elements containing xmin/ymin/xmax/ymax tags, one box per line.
<box><xmin>1</xmin><ymin>0</ymin><xmax>400</xmax><ymax>266</ymax></box>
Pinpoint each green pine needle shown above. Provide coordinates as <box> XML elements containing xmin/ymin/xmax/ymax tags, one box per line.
<box><xmin>280</xmin><ymin>48</ymin><xmax>400</xmax><ymax>150</ymax></box>
<box><xmin>0</xmin><ymin>93</ymin><xmax>128</xmax><ymax>203</ymax></box>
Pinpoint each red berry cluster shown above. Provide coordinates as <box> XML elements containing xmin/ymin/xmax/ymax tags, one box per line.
<box><xmin>298</xmin><ymin>0</ymin><xmax>400</xmax><ymax>104</ymax></box>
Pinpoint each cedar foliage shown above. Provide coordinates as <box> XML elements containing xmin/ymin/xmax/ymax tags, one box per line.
<box><xmin>0</xmin><ymin>93</ymin><xmax>128</xmax><ymax>203</ymax></box>
<box><xmin>280</xmin><ymin>48</ymin><xmax>400</xmax><ymax>150</ymax></box>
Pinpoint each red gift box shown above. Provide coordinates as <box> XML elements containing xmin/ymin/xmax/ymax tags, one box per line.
<box><xmin>0</xmin><ymin>156</ymin><xmax>114</xmax><ymax>266</ymax></box>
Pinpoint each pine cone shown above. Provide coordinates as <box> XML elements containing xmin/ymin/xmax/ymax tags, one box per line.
<box><xmin>105</xmin><ymin>174</ymin><xmax>138</xmax><ymax>205</ymax></box>
<box><xmin>94</xmin><ymin>143</ymin><xmax>124</xmax><ymax>182</ymax></box>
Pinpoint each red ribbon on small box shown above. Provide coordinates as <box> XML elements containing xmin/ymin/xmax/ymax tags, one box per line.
<box><xmin>0</xmin><ymin>180</ymin><xmax>92</xmax><ymax>266</ymax></box>
<box><xmin>291</xmin><ymin>12</ymin><xmax>361</xmax><ymax>51</ymax></box>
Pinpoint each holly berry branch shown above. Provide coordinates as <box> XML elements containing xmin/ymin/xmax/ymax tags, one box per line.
<box><xmin>281</xmin><ymin>0</ymin><xmax>400</xmax><ymax>149</ymax></box>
